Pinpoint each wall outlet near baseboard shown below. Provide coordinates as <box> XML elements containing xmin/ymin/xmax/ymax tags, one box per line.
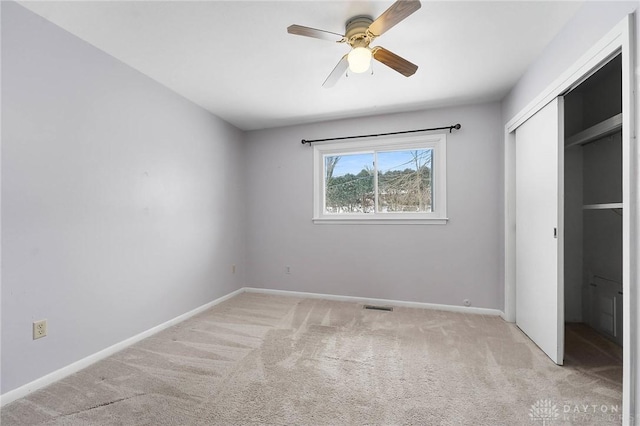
<box><xmin>232</xmin><ymin>264</ymin><xmax>236</xmax><ymax>274</ymax></box>
<box><xmin>463</xmin><ymin>299</ymin><xmax>471</xmax><ymax>307</ymax></box>
<box><xmin>285</xmin><ymin>266</ymin><xmax>291</xmax><ymax>274</ymax></box>
<box><xmin>33</xmin><ymin>319</ymin><xmax>47</xmax><ymax>340</ymax></box>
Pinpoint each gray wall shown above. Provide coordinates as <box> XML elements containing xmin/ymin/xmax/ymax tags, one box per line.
<box><xmin>501</xmin><ymin>1</ymin><xmax>637</xmax><ymax>124</ymax></box>
<box><xmin>244</xmin><ymin>103</ymin><xmax>503</xmax><ymax>310</ymax></box>
<box><xmin>1</xmin><ymin>2</ymin><xmax>246</xmax><ymax>394</ymax></box>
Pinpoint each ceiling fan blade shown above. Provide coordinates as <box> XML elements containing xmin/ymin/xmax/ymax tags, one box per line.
<box><xmin>372</xmin><ymin>47</ymin><xmax>418</xmax><ymax>77</ymax></box>
<box><xmin>287</xmin><ymin>24</ymin><xmax>345</xmax><ymax>42</ymax></box>
<box><xmin>323</xmin><ymin>55</ymin><xmax>349</xmax><ymax>88</ymax></box>
<box><xmin>368</xmin><ymin>0</ymin><xmax>421</xmax><ymax>37</ymax></box>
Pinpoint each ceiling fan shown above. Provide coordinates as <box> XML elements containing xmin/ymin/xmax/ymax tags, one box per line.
<box><xmin>287</xmin><ymin>0</ymin><xmax>421</xmax><ymax>88</ymax></box>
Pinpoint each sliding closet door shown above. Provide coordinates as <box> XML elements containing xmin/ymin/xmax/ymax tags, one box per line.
<box><xmin>515</xmin><ymin>97</ymin><xmax>564</xmax><ymax>365</ymax></box>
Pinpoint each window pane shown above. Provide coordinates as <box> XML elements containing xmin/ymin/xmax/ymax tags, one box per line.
<box><xmin>325</xmin><ymin>153</ymin><xmax>375</xmax><ymax>213</ymax></box>
<box><xmin>377</xmin><ymin>149</ymin><xmax>433</xmax><ymax>212</ymax></box>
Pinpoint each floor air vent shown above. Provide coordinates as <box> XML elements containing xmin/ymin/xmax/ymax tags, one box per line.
<box><xmin>363</xmin><ymin>305</ymin><xmax>393</xmax><ymax>312</ymax></box>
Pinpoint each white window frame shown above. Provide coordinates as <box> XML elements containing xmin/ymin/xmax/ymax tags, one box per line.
<box><xmin>312</xmin><ymin>133</ymin><xmax>448</xmax><ymax>224</ymax></box>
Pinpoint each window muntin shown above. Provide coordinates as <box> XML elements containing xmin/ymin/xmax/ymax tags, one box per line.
<box><xmin>313</xmin><ymin>134</ymin><xmax>447</xmax><ymax>224</ymax></box>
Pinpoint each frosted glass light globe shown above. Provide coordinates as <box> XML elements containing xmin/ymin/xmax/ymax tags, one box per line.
<box><xmin>347</xmin><ymin>47</ymin><xmax>372</xmax><ymax>73</ymax></box>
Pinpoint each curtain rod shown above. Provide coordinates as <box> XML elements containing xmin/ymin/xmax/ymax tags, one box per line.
<box><xmin>301</xmin><ymin>123</ymin><xmax>461</xmax><ymax>145</ymax></box>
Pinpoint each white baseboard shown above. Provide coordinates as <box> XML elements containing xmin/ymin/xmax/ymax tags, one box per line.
<box><xmin>0</xmin><ymin>287</ymin><xmax>244</xmax><ymax>407</ymax></box>
<box><xmin>499</xmin><ymin>311</ymin><xmax>513</xmax><ymax>322</ymax></box>
<box><xmin>243</xmin><ymin>287</ymin><xmax>504</xmax><ymax>317</ymax></box>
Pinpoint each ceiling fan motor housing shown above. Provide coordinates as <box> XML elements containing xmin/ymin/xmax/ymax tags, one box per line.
<box><xmin>345</xmin><ymin>15</ymin><xmax>374</xmax><ymax>48</ymax></box>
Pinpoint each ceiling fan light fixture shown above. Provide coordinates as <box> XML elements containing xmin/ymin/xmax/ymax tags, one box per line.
<box><xmin>347</xmin><ymin>47</ymin><xmax>372</xmax><ymax>73</ymax></box>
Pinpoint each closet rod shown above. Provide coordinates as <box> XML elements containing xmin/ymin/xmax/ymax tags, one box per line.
<box><xmin>301</xmin><ymin>123</ymin><xmax>461</xmax><ymax>145</ymax></box>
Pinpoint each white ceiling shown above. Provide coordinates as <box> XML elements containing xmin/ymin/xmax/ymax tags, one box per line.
<box><xmin>19</xmin><ymin>1</ymin><xmax>584</xmax><ymax>131</ymax></box>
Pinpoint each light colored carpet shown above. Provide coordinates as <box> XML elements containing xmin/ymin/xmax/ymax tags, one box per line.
<box><xmin>1</xmin><ymin>293</ymin><xmax>622</xmax><ymax>425</ymax></box>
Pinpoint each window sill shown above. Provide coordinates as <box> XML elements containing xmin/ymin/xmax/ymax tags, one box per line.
<box><xmin>312</xmin><ymin>217</ymin><xmax>449</xmax><ymax>225</ymax></box>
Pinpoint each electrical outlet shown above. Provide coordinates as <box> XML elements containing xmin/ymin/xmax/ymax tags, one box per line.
<box><xmin>463</xmin><ymin>299</ymin><xmax>471</xmax><ymax>307</ymax></box>
<box><xmin>285</xmin><ymin>266</ymin><xmax>291</xmax><ymax>274</ymax></box>
<box><xmin>33</xmin><ymin>319</ymin><xmax>47</xmax><ymax>340</ymax></box>
<box><xmin>232</xmin><ymin>264</ymin><xmax>236</xmax><ymax>274</ymax></box>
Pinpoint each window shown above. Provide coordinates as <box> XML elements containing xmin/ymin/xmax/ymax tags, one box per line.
<box><xmin>313</xmin><ymin>134</ymin><xmax>447</xmax><ymax>224</ymax></box>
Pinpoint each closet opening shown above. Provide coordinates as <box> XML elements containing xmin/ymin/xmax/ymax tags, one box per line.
<box><xmin>563</xmin><ymin>54</ymin><xmax>622</xmax><ymax>382</ymax></box>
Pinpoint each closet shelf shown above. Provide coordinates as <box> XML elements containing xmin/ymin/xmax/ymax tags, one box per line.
<box><xmin>583</xmin><ymin>203</ymin><xmax>623</xmax><ymax>210</ymax></box>
<box><xmin>565</xmin><ymin>113</ymin><xmax>622</xmax><ymax>148</ymax></box>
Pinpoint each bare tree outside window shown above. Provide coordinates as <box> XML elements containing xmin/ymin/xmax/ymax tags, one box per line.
<box><xmin>377</xmin><ymin>149</ymin><xmax>433</xmax><ymax>212</ymax></box>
